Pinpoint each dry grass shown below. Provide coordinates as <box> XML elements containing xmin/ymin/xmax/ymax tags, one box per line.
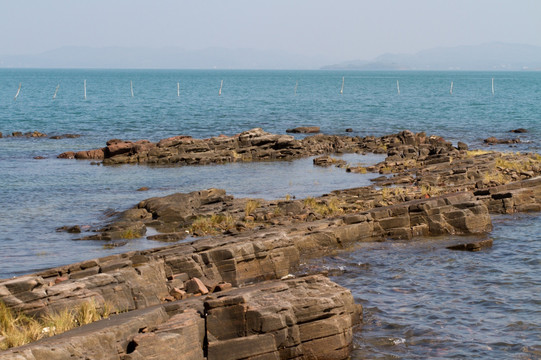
<box><xmin>466</xmin><ymin>149</ymin><xmax>492</xmax><ymax>157</ymax></box>
<box><xmin>303</xmin><ymin>197</ymin><xmax>343</xmax><ymax>217</ymax></box>
<box><xmin>244</xmin><ymin>200</ymin><xmax>260</xmax><ymax>217</ymax></box>
<box><xmin>483</xmin><ymin>172</ymin><xmax>507</xmax><ymax>185</ymax></box>
<box><xmin>1</xmin><ymin>300</ymin><xmax>112</xmax><ymax>350</ymax></box>
<box><xmin>120</xmin><ymin>228</ymin><xmax>141</xmax><ymax>239</ymax></box>
<box><xmin>189</xmin><ymin>214</ymin><xmax>235</xmax><ymax>235</ymax></box>
<box><xmin>420</xmin><ymin>185</ymin><xmax>444</xmax><ymax>198</ymax></box>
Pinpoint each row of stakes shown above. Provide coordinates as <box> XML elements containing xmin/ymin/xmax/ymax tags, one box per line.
<box><xmin>10</xmin><ymin>77</ymin><xmax>496</xmax><ymax>101</ymax></box>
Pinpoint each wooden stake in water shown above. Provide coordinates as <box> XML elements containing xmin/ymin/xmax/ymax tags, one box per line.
<box><xmin>340</xmin><ymin>76</ymin><xmax>344</xmax><ymax>95</ymax></box>
<box><xmin>492</xmin><ymin>78</ymin><xmax>495</xmax><ymax>95</ymax></box>
<box><xmin>294</xmin><ymin>80</ymin><xmax>298</xmax><ymax>96</ymax></box>
<box><xmin>219</xmin><ymin>80</ymin><xmax>223</xmax><ymax>96</ymax></box>
<box><xmin>53</xmin><ymin>84</ymin><xmax>60</xmax><ymax>99</ymax></box>
<box><xmin>450</xmin><ymin>81</ymin><xmax>453</xmax><ymax>95</ymax></box>
<box><xmin>130</xmin><ymin>80</ymin><xmax>134</xmax><ymax>97</ymax></box>
<box><xmin>84</xmin><ymin>80</ymin><xmax>87</xmax><ymax>100</ymax></box>
<box><xmin>396</xmin><ymin>80</ymin><xmax>400</xmax><ymax>95</ymax></box>
<box><xmin>177</xmin><ymin>82</ymin><xmax>180</xmax><ymax>97</ymax></box>
<box><xmin>14</xmin><ymin>83</ymin><xmax>21</xmax><ymax>100</ymax></box>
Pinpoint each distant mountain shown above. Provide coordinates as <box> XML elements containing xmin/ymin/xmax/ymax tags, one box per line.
<box><xmin>0</xmin><ymin>46</ymin><xmax>330</xmax><ymax>70</ymax></box>
<box><xmin>322</xmin><ymin>43</ymin><xmax>541</xmax><ymax>71</ymax></box>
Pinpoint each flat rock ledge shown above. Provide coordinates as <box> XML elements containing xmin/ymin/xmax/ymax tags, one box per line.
<box><xmin>57</xmin><ymin>127</ymin><xmax>394</xmax><ymax>164</ymax></box>
<box><xmin>0</xmin><ymin>275</ymin><xmax>361</xmax><ymax>360</ymax></box>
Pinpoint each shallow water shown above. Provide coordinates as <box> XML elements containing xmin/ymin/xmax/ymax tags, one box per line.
<box><xmin>303</xmin><ymin>213</ymin><xmax>541</xmax><ymax>359</ymax></box>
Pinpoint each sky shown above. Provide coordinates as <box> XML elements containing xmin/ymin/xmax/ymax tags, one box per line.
<box><xmin>1</xmin><ymin>0</ymin><xmax>540</xmax><ymax>61</ymax></box>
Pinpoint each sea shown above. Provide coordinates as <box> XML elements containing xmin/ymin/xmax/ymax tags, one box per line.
<box><xmin>0</xmin><ymin>69</ymin><xmax>539</xmax><ymax>359</ymax></box>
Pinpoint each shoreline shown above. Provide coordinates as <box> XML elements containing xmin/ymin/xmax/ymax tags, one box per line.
<box><xmin>1</xmin><ymin>129</ymin><xmax>540</xmax><ymax>359</ymax></box>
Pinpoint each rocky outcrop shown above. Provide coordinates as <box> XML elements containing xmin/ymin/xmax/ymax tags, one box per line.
<box><xmin>0</xmin><ymin>275</ymin><xmax>360</xmax><ymax>360</ymax></box>
<box><xmin>49</xmin><ymin>134</ymin><xmax>81</xmax><ymax>140</ymax></box>
<box><xmin>4</xmin><ymin>131</ymin><xmax>47</xmax><ymax>138</ymax></box>
<box><xmin>484</xmin><ymin>137</ymin><xmax>521</xmax><ymax>145</ymax></box>
<box><xmin>58</xmin><ymin>128</ymin><xmax>433</xmax><ymax>166</ymax></box>
<box><xmin>285</xmin><ymin>126</ymin><xmax>320</xmax><ymax>134</ymax></box>
<box><xmin>0</xmin><ymin>188</ymin><xmax>498</xmax><ymax>319</ymax></box>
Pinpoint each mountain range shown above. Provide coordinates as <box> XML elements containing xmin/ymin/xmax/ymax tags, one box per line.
<box><xmin>0</xmin><ymin>43</ymin><xmax>540</xmax><ymax>70</ymax></box>
<box><xmin>322</xmin><ymin>43</ymin><xmax>541</xmax><ymax>71</ymax></box>
<box><xmin>0</xmin><ymin>47</ymin><xmax>328</xmax><ymax>70</ymax></box>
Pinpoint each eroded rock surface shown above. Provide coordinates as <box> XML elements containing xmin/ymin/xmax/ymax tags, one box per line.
<box><xmin>0</xmin><ymin>275</ymin><xmax>360</xmax><ymax>360</ymax></box>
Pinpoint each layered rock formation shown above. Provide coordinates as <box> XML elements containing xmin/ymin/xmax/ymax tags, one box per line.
<box><xmin>57</xmin><ymin>128</ymin><xmax>389</xmax><ymax>164</ymax></box>
<box><xmin>0</xmin><ymin>275</ymin><xmax>361</xmax><ymax>360</ymax></box>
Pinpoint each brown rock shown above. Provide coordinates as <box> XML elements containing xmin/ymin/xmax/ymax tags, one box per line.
<box><xmin>510</xmin><ymin>128</ymin><xmax>527</xmax><ymax>133</ymax></box>
<box><xmin>286</xmin><ymin>126</ymin><xmax>320</xmax><ymax>133</ymax></box>
<box><xmin>50</xmin><ymin>134</ymin><xmax>81</xmax><ymax>139</ymax></box>
<box><xmin>185</xmin><ymin>278</ymin><xmax>209</xmax><ymax>295</ymax></box>
<box><xmin>75</xmin><ymin>148</ymin><xmax>105</xmax><ymax>160</ymax></box>
<box><xmin>57</xmin><ymin>151</ymin><xmax>75</xmax><ymax>159</ymax></box>
<box><xmin>447</xmin><ymin>238</ymin><xmax>493</xmax><ymax>251</ymax></box>
<box><xmin>484</xmin><ymin>137</ymin><xmax>521</xmax><ymax>145</ymax></box>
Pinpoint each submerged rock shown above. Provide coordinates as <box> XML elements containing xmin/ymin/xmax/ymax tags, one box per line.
<box><xmin>447</xmin><ymin>238</ymin><xmax>493</xmax><ymax>251</ymax></box>
<box><xmin>484</xmin><ymin>137</ymin><xmax>521</xmax><ymax>145</ymax></box>
<box><xmin>286</xmin><ymin>126</ymin><xmax>321</xmax><ymax>133</ymax></box>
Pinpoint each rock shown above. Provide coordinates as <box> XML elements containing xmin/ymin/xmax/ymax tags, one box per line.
<box><xmin>0</xmin><ymin>132</ymin><xmax>2</xmax><ymax>138</ymax></box>
<box><xmin>0</xmin><ymin>276</ymin><xmax>358</xmax><ymax>360</ymax></box>
<box><xmin>74</xmin><ymin>148</ymin><xmax>105</xmax><ymax>160</ymax></box>
<box><xmin>185</xmin><ymin>277</ymin><xmax>209</xmax><ymax>295</ymax></box>
<box><xmin>137</xmin><ymin>186</ymin><xmax>150</xmax><ymax>191</ymax></box>
<box><xmin>447</xmin><ymin>238</ymin><xmax>493</xmax><ymax>251</ymax></box>
<box><xmin>313</xmin><ymin>155</ymin><xmax>347</xmax><ymax>167</ymax></box>
<box><xmin>12</xmin><ymin>131</ymin><xmax>23</xmax><ymax>137</ymax></box>
<box><xmin>484</xmin><ymin>137</ymin><xmax>521</xmax><ymax>145</ymax></box>
<box><xmin>49</xmin><ymin>134</ymin><xmax>81</xmax><ymax>139</ymax></box>
<box><xmin>33</xmin><ymin>156</ymin><xmax>46</xmax><ymax>160</ymax></box>
<box><xmin>56</xmin><ymin>225</ymin><xmax>82</xmax><ymax>233</ymax></box>
<box><xmin>214</xmin><ymin>282</ymin><xmax>232</xmax><ymax>292</ymax></box>
<box><xmin>345</xmin><ymin>128</ymin><xmax>353</xmax><ymax>132</ymax></box>
<box><xmin>57</xmin><ymin>151</ymin><xmax>75</xmax><ymax>159</ymax></box>
<box><xmin>147</xmin><ymin>232</ymin><xmax>188</xmax><ymax>242</ymax></box>
<box><xmin>457</xmin><ymin>141</ymin><xmax>469</xmax><ymax>151</ymax></box>
<box><xmin>169</xmin><ymin>287</ymin><xmax>186</xmax><ymax>300</ymax></box>
<box><xmin>510</xmin><ymin>128</ymin><xmax>527</xmax><ymax>133</ymax></box>
<box><xmin>285</xmin><ymin>126</ymin><xmax>320</xmax><ymax>133</ymax></box>
<box><xmin>25</xmin><ymin>131</ymin><xmax>47</xmax><ymax>138</ymax></box>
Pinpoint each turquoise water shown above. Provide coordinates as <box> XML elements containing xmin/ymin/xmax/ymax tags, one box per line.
<box><xmin>0</xmin><ymin>70</ymin><xmax>540</xmax><ymax>358</ymax></box>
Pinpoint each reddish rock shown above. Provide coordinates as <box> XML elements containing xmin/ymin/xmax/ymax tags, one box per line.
<box><xmin>214</xmin><ymin>282</ymin><xmax>232</xmax><ymax>292</ymax></box>
<box><xmin>105</xmin><ymin>141</ymin><xmax>134</xmax><ymax>157</ymax></box>
<box><xmin>170</xmin><ymin>287</ymin><xmax>186</xmax><ymax>300</ymax></box>
<box><xmin>57</xmin><ymin>151</ymin><xmax>75</xmax><ymax>159</ymax></box>
<box><xmin>54</xmin><ymin>276</ymin><xmax>68</xmax><ymax>284</ymax></box>
<box><xmin>74</xmin><ymin>148</ymin><xmax>105</xmax><ymax>160</ymax></box>
<box><xmin>185</xmin><ymin>277</ymin><xmax>209</xmax><ymax>295</ymax></box>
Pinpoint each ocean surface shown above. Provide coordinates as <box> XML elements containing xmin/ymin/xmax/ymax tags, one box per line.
<box><xmin>0</xmin><ymin>69</ymin><xmax>539</xmax><ymax>358</ymax></box>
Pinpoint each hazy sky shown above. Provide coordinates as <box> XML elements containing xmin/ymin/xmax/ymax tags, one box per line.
<box><xmin>1</xmin><ymin>0</ymin><xmax>540</xmax><ymax>61</ymax></box>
